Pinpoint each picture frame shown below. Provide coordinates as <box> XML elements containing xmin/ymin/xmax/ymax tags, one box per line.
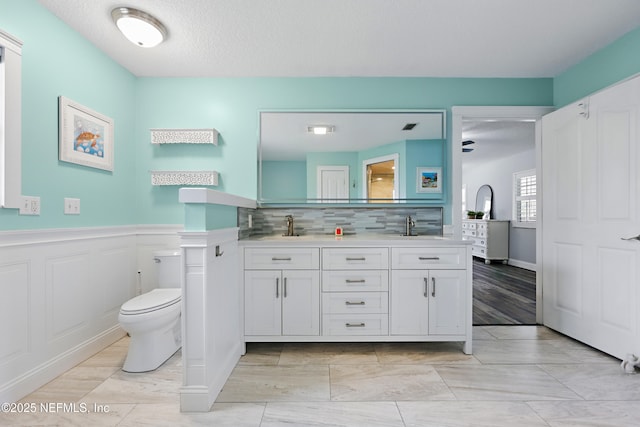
<box><xmin>59</xmin><ymin>96</ymin><xmax>114</xmax><ymax>171</ymax></box>
<box><xmin>416</xmin><ymin>167</ymin><xmax>442</xmax><ymax>193</ymax></box>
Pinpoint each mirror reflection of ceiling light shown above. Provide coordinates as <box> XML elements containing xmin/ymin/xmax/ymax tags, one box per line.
<box><xmin>307</xmin><ymin>125</ymin><xmax>335</xmax><ymax>135</ymax></box>
<box><xmin>111</xmin><ymin>7</ymin><xmax>167</xmax><ymax>48</ymax></box>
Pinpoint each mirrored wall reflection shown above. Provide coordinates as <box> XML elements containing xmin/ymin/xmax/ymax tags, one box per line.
<box><xmin>259</xmin><ymin>110</ymin><xmax>446</xmax><ymax>204</ymax></box>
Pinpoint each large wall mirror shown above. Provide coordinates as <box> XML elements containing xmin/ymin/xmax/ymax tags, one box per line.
<box><xmin>259</xmin><ymin>110</ymin><xmax>446</xmax><ymax>204</ymax></box>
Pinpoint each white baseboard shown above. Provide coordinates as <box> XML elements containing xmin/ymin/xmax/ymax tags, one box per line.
<box><xmin>0</xmin><ymin>326</ymin><xmax>125</xmax><ymax>403</ymax></box>
<box><xmin>508</xmin><ymin>258</ymin><xmax>536</xmax><ymax>272</ymax></box>
<box><xmin>180</xmin><ymin>341</ymin><xmax>242</xmax><ymax>412</ymax></box>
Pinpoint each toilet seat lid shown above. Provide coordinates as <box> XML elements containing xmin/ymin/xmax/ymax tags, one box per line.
<box><xmin>120</xmin><ymin>289</ymin><xmax>181</xmax><ymax>315</ymax></box>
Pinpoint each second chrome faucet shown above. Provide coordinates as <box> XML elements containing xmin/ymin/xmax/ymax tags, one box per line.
<box><xmin>284</xmin><ymin>215</ymin><xmax>296</xmax><ymax>236</ymax></box>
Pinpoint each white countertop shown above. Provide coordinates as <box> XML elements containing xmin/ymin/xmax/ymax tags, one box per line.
<box><xmin>239</xmin><ymin>234</ymin><xmax>470</xmax><ymax>246</ymax></box>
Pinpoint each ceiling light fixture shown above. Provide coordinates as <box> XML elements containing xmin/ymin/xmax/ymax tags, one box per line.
<box><xmin>111</xmin><ymin>7</ymin><xmax>167</xmax><ymax>48</ymax></box>
<box><xmin>307</xmin><ymin>125</ymin><xmax>335</xmax><ymax>135</ymax></box>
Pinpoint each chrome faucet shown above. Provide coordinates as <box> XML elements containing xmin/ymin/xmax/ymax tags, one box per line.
<box><xmin>404</xmin><ymin>215</ymin><xmax>416</xmax><ymax>236</ymax></box>
<box><xmin>284</xmin><ymin>215</ymin><xmax>295</xmax><ymax>236</ymax></box>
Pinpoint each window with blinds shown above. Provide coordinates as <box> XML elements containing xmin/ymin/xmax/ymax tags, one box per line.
<box><xmin>513</xmin><ymin>169</ymin><xmax>536</xmax><ymax>228</ymax></box>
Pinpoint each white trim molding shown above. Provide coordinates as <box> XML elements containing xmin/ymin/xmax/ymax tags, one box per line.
<box><xmin>0</xmin><ymin>29</ymin><xmax>23</xmax><ymax>209</ymax></box>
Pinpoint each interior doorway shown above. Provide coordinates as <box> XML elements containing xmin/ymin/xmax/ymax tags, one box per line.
<box><xmin>362</xmin><ymin>154</ymin><xmax>399</xmax><ymax>202</ymax></box>
<box><xmin>452</xmin><ymin>106</ymin><xmax>554</xmax><ymax>325</ymax></box>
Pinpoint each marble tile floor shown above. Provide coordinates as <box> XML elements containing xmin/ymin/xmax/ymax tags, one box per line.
<box><xmin>4</xmin><ymin>326</ymin><xmax>640</xmax><ymax>426</ymax></box>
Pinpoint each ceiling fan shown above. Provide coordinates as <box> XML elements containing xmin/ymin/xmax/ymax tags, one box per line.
<box><xmin>462</xmin><ymin>140</ymin><xmax>475</xmax><ymax>153</ymax></box>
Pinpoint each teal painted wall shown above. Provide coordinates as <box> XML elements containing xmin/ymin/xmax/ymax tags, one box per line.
<box><xmin>405</xmin><ymin>139</ymin><xmax>445</xmax><ymax>200</ymax></box>
<box><xmin>135</xmin><ymin>77</ymin><xmax>553</xmax><ymax>227</ymax></box>
<box><xmin>0</xmin><ymin>0</ymin><xmax>137</xmax><ymax>231</ymax></box>
<box><xmin>2</xmin><ymin>2</ymin><xmax>571</xmax><ymax>231</ymax></box>
<box><xmin>262</xmin><ymin>160</ymin><xmax>306</xmax><ymax>200</ymax></box>
<box><xmin>554</xmin><ymin>26</ymin><xmax>640</xmax><ymax>107</ymax></box>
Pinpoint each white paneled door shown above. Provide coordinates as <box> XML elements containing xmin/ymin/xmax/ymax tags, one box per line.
<box><xmin>317</xmin><ymin>166</ymin><xmax>349</xmax><ymax>201</ymax></box>
<box><xmin>542</xmin><ymin>76</ymin><xmax>640</xmax><ymax>359</ymax></box>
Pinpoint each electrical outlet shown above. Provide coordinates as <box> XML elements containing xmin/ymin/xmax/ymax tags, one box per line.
<box><xmin>64</xmin><ymin>198</ymin><xmax>80</xmax><ymax>215</ymax></box>
<box><xmin>19</xmin><ymin>196</ymin><xmax>41</xmax><ymax>215</ymax></box>
<box><xmin>248</xmin><ymin>214</ymin><xmax>253</xmax><ymax>228</ymax></box>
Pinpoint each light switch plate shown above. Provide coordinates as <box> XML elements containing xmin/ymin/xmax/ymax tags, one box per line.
<box><xmin>19</xmin><ymin>196</ymin><xmax>41</xmax><ymax>215</ymax></box>
<box><xmin>64</xmin><ymin>198</ymin><xmax>80</xmax><ymax>215</ymax></box>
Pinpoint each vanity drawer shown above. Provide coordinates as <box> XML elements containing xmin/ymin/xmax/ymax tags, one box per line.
<box><xmin>391</xmin><ymin>247</ymin><xmax>466</xmax><ymax>269</ymax></box>
<box><xmin>322</xmin><ymin>292</ymin><xmax>389</xmax><ymax>314</ymax></box>
<box><xmin>322</xmin><ymin>314</ymin><xmax>389</xmax><ymax>336</ymax></box>
<box><xmin>322</xmin><ymin>270</ymin><xmax>389</xmax><ymax>292</ymax></box>
<box><xmin>322</xmin><ymin>248</ymin><xmax>389</xmax><ymax>270</ymax></box>
<box><xmin>244</xmin><ymin>247</ymin><xmax>319</xmax><ymax>270</ymax></box>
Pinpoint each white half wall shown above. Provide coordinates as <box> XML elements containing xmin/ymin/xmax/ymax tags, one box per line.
<box><xmin>0</xmin><ymin>225</ymin><xmax>181</xmax><ymax>403</ymax></box>
<box><xmin>180</xmin><ymin>228</ymin><xmax>243</xmax><ymax>412</ymax></box>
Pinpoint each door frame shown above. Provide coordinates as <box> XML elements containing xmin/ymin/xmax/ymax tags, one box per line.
<box><xmin>451</xmin><ymin>106</ymin><xmax>554</xmax><ymax>324</ymax></box>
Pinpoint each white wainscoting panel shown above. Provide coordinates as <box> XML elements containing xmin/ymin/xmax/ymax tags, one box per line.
<box><xmin>0</xmin><ymin>225</ymin><xmax>182</xmax><ymax>403</ymax></box>
<box><xmin>0</xmin><ymin>262</ymin><xmax>29</xmax><ymax>364</ymax></box>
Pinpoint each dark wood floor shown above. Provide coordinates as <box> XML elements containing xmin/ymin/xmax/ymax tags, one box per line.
<box><xmin>472</xmin><ymin>257</ymin><xmax>536</xmax><ymax>325</ymax></box>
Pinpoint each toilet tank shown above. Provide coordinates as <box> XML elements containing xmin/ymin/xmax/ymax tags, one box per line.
<box><xmin>153</xmin><ymin>250</ymin><xmax>181</xmax><ymax>288</ymax></box>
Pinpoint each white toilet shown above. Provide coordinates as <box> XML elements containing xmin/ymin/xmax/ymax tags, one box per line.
<box><xmin>118</xmin><ymin>250</ymin><xmax>182</xmax><ymax>372</ymax></box>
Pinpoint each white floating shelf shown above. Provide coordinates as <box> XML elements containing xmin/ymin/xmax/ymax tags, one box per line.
<box><xmin>150</xmin><ymin>170</ymin><xmax>219</xmax><ymax>186</ymax></box>
<box><xmin>150</xmin><ymin>128</ymin><xmax>218</xmax><ymax>145</ymax></box>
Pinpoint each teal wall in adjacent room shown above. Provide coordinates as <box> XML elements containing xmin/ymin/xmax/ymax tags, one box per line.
<box><xmin>0</xmin><ymin>0</ymin><xmax>136</xmax><ymax>231</ymax></box>
<box><xmin>3</xmin><ymin>1</ymin><xmax>640</xmax><ymax>231</ymax></box>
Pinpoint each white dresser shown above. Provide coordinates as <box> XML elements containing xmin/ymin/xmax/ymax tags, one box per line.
<box><xmin>461</xmin><ymin>219</ymin><xmax>509</xmax><ymax>264</ymax></box>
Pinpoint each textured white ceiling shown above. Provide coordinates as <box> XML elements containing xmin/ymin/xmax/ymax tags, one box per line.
<box><xmin>37</xmin><ymin>0</ymin><xmax>640</xmax><ymax>78</ymax></box>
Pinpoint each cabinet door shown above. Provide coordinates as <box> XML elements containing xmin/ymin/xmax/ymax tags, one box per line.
<box><xmin>281</xmin><ymin>270</ymin><xmax>320</xmax><ymax>336</ymax></box>
<box><xmin>244</xmin><ymin>270</ymin><xmax>281</xmax><ymax>335</ymax></box>
<box><xmin>390</xmin><ymin>270</ymin><xmax>429</xmax><ymax>335</ymax></box>
<box><xmin>428</xmin><ymin>270</ymin><xmax>466</xmax><ymax>335</ymax></box>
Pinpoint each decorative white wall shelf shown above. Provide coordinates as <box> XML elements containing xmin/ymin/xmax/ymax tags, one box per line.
<box><xmin>150</xmin><ymin>170</ymin><xmax>219</xmax><ymax>186</ymax></box>
<box><xmin>150</xmin><ymin>128</ymin><xmax>218</xmax><ymax>145</ymax></box>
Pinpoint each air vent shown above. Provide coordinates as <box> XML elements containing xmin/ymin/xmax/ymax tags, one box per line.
<box><xmin>402</xmin><ymin>123</ymin><xmax>417</xmax><ymax>131</ymax></box>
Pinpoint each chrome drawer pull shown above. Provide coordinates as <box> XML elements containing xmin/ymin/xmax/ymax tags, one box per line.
<box><xmin>423</xmin><ymin>277</ymin><xmax>428</xmax><ymax>298</ymax></box>
<box><xmin>345</xmin><ymin>301</ymin><xmax>365</xmax><ymax>305</ymax></box>
<box><xmin>283</xmin><ymin>277</ymin><xmax>287</xmax><ymax>298</ymax></box>
<box><xmin>346</xmin><ymin>257</ymin><xmax>366</xmax><ymax>261</ymax></box>
<box><xmin>275</xmin><ymin>277</ymin><xmax>279</xmax><ymax>298</ymax></box>
<box><xmin>346</xmin><ymin>322</ymin><xmax>366</xmax><ymax>327</ymax></box>
<box><xmin>345</xmin><ymin>279</ymin><xmax>366</xmax><ymax>283</ymax></box>
<box><xmin>419</xmin><ymin>256</ymin><xmax>440</xmax><ymax>260</ymax></box>
<box><xmin>432</xmin><ymin>277</ymin><xmax>436</xmax><ymax>297</ymax></box>
<box><xmin>272</xmin><ymin>257</ymin><xmax>292</xmax><ymax>261</ymax></box>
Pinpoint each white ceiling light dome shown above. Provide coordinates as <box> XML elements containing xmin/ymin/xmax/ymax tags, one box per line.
<box><xmin>111</xmin><ymin>7</ymin><xmax>167</xmax><ymax>48</ymax></box>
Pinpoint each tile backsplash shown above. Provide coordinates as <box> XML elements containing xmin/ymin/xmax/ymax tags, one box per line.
<box><xmin>238</xmin><ymin>206</ymin><xmax>443</xmax><ymax>239</ymax></box>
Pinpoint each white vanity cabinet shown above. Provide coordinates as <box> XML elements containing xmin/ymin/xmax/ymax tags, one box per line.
<box><xmin>391</xmin><ymin>248</ymin><xmax>467</xmax><ymax>336</ymax></box>
<box><xmin>244</xmin><ymin>248</ymin><xmax>320</xmax><ymax>336</ymax></box>
<box><xmin>321</xmin><ymin>248</ymin><xmax>389</xmax><ymax>336</ymax></box>
<box><xmin>241</xmin><ymin>238</ymin><xmax>472</xmax><ymax>354</ymax></box>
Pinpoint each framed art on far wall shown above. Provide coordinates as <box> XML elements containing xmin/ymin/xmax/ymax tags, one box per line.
<box><xmin>416</xmin><ymin>167</ymin><xmax>442</xmax><ymax>193</ymax></box>
<box><xmin>59</xmin><ymin>96</ymin><xmax>114</xmax><ymax>171</ymax></box>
